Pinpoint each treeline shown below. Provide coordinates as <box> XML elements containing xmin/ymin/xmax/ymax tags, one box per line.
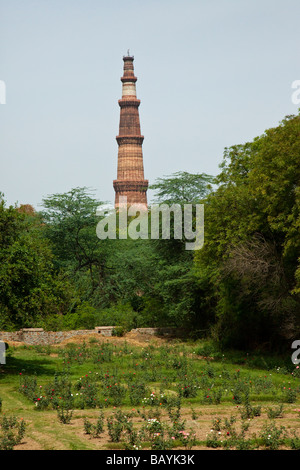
<box><xmin>1</xmin><ymin>112</ymin><xmax>300</xmax><ymax>350</ymax></box>
<box><xmin>195</xmin><ymin>112</ymin><xmax>300</xmax><ymax>349</ymax></box>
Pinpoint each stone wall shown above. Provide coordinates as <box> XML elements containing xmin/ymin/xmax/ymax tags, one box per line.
<box><xmin>0</xmin><ymin>326</ymin><xmax>186</xmax><ymax>345</ymax></box>
<box><xmin>0</xmin><ymin>327</ymin><xmax>115</xmax><ymax>345</ymax></box>
<box><xmin>131</xmin><ymin>327</ymin><xmax>186</xmax><ymax>337</ymax></box>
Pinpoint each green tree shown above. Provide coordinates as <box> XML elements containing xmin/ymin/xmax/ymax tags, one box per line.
<box><xmin>0</xmin><ymin>195</ymin><xmax>72</xmax><ymax>329</ymax></box>
<box><xmin>141</xmin><ymin>172</ymin><xmax>214</xmax><ymax>328</ymax></box>
<box><xmin>195</xmin><ymin>113</ymin><xmax>300</xmax><ymax>349</ymax></box>
<box><xmin>149</xmin><ymin>171</ymin><xmax>214</xmax><ymax>204</ymax></box>
<box><xmin>41</xmin><ymin>187</ymin><xmax>114</xmax><ymax>305</ymax></box>
<box><xmin>41</xmin><ymin>187</ymin><xmax>104</xmax><ymax>271</ymax></box>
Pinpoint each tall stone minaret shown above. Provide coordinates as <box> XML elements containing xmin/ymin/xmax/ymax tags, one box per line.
<box><xmin>113</xmin><ymin>54</ymin><xmax>148</xmax><ymax>209</ymax></box>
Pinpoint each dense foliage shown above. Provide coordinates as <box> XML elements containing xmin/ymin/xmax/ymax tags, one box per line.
<box><xmin>195</xmin><ymin>113</ymin><xmax>300</xmax><ymax>349</ymax></box>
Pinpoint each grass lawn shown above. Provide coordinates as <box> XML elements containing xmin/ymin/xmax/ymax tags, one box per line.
<box><xmin>0</xmin><ymin>332</ymin><xmax>300</xmax><ymax>450</ymax></box>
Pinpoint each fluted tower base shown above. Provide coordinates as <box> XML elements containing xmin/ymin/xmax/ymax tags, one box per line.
<box><xmin>113</xmin><ymin>180</ymin><xmax>148</xmax><ymax>209</ymax></box>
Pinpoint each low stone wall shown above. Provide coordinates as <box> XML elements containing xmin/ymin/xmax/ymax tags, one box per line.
<box><xmin>0</xmin><ymin>326</ymin><xmax>186</xmax><ymax>345</ymax></box>
<box><xmin>131</xmin><ymin>327</ymin><xmax>186</xmax><ymax>337</ymax></box>
<box><xmin>0</xmin><ymin>327</ymin><xmax>115</xmax><ymax>345</ymax></box>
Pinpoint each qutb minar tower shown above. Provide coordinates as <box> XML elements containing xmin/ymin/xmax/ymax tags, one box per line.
<box><xmin>113</xmin><ymin>54</ymin><xmax>148</xmax><ymax>209</ymax></box>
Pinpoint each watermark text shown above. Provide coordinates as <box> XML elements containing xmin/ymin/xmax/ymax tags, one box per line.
<box><xmin>291</xmin><ymin>340</ymin><xmax>300</xmax><ymax>365</ymax></box>
<box><xmin>96</xmin><ymin>197</ymin><xmax>204</xmax><ymax>251</ymax></box>
<box><xmin>0</xmin><ymin>341</ymin><xmax>6</xmax><ymax>364</ymax></box>
<box><xmin>291</xmin><ymin>80</ymin><xmax>300</xmax><ymax>105</ymax></box>
<box><xmin>0</xmin><ymin>80</ymin><xmax>6</xmax><ymax>104</ymax></box>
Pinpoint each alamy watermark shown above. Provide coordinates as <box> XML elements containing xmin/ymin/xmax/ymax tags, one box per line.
<box><xmin>0</xmin><ymin>341</ymin><xmax>6</xmax><ymax>364</ymax></box>
<box><xmin>0</xmin><ymin>80</ymin><xmax>6</xmax><ymax>104</ymax></box>
<box><xmin>96</xmin><ymin>196</ymin><xmax>204</xmax><ymax>251</ymax></box>
<box><xmin>291</xmin><ymin>340</ymin><xmax>300</xmax><ymax>365</ymax></box>
<box><xmin>291</xmin><ymin>80</ymin><xmax>300</xmax><ymax>105</ymax></box>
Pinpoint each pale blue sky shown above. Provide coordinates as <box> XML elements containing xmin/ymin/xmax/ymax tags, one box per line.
<box><xmin>1</xmin><ymin>0</ymin><xmax>300</xmax><ymax>209</ymax></box>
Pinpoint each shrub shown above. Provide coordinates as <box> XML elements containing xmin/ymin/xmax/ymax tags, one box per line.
<box><xmin>0</xmin><ymin>416</ymin><xmax>26</xmax><ymax>450</ymax></box>
<box><xmin>142</xmin><ymin>391</ymin><xmax>167</xmax><ymax>406</ymax></box>
<box><xmin>35</xmin><ymin>396</ymin><xmax>51</xmax><ymax>410</ymax></box>
<box><xmin>212</xmin><ymin>388</ymin><xmax>223</xmax><ymax>405</ymax></box>
<box><xmin>124</xmin><ymin>429</ymin><xmax>142</xmax><ymax>451</ymax></box>
<box><xmin>178</xmin><ymin>377</ymin><xmax>199</xmax><ymax>398</ymax></box>
<box><xmin>206</xmin><ymin>430</ymin><xmax>222</xmax><ymax>448</ymax></box>
<box><xmin>259</xmin><ymin>421</ymin><xmax>287</xmax><ymax>450</ymax></box>
<box><xmin>150</xmin><ymin>433</ymin><xmax>172</xmax><ymax>450</ymax></box>
<box><xmin>83</xmin><ymin>417</ymin><xmax>92</xmax><ymax>435</ymax></box>
<box><xmin>144</xmin><ymin>417</ymin><xmax>164</xmax><ymax>437</ymax></box>
<box><xmin>283</xmin><ymin>387</ymin><xmax>297</xmax><ymax>403</ymax></box>
<box><xmin>177</xmin><ymin>430</ymin><xmax>197</xmax><ymax>450</ymax></box>
<box><xmin>167</xmin><ymin>402</ymin><xmax>185</xmax><ymax>437</ymax></box>
<box><xmin>129</xmin><ymin>382</ymin><xmax>147</xmax><ymax>405</ymax></box>
<box><xmin>195</xmin><ymin>342</ymin><xmax>218</xmax><ymax>358</ymax></box>
<box><xmin>95</xmin><ymin>303</ymin><xmax>137</xmax><ymax>332</ymax></box>
<box><xmin>206</xmin><ymin>415</ymin><xmax>253</xmax><ymax>450</ymax></box>
<box><xmin>107</xmin><ymin>410</ymin><xmax>132</xmax><ymax>442</ymax></box>
<box><xmin>239</xmin><ymin>391</ymin><xmax>261</xmax><ymax>419</ymax></box>
<box><xmin>61</xmin><ymin>303</ymin><xmax>98</xmax><ymax>330</ymax></box>
<box><xmin>44</xmin><ymin>372</ymin><xmax>74</xmax><ymax>410</ymax></box>
<box><xmin>57</xmin><ymin>407</ymin><xmax>73</xmax><ymax>424</ymax></box>
<box><xmin>83</xmin><ymin>412</ymin><xmax>104</xmax><ymax>437</ymax></box>
<box><xmin>19</xmin><ymin>373</ymin><xmax>38</xmax><ymax>402</ymax></box>
<box><xmin>112</xmin><ymin>326</ymin><xmax>125</xmax><ymax>337</ymax></box>
<box><xmin>103</xmin><ymin>383</ymin><xmax>126</xmax><ymax>407</ymax></box>
<box><xmin>92</xmin><ymin>412</ymin><xmax>104</xmax><ymax>437</ymax></box>
<box><xmin>266</xmin><ymin>404</ymin><xmax>284</xmax><ymax>419</ymax></box>
<box><xmin>290</xmin><ymin>431</ymin><xmax>300</xmax><ymax>450</ymax></box>
<box><xmin>141</xmin><ymin>416</ymin><xmax>173</xmax><ymax>450</ymax></box>
<box><xmin>240</xmin><ymin>402</ymin><xmax>261</xmax><ymax>419</ymax></box>
<box><xmin>91</xmin><ymin>344</ymin><xmax>113</xmax><ymax>363</ymax></box>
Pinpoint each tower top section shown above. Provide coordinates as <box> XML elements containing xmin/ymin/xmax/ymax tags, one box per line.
<box><xmin>124</xmin><ymin>49</ymin><xmax>134</xmax><ymax>59</ymax></box>
<box><xmin>120</xmin><ymin>54</ymin><xmax>138</xmax><ymax>95</ymax></box>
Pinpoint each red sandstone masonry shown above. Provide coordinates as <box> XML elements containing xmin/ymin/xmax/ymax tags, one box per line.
<box><xmin>113</xmin><ymin>55</ymin><xmax>148</xmax><ymax>208</ymax></box>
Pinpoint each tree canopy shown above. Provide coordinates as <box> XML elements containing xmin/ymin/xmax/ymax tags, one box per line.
<box><xmin>194</xmin><ymin>113</ymin><xmax>300</xmax><ymax>349</ymax></box>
